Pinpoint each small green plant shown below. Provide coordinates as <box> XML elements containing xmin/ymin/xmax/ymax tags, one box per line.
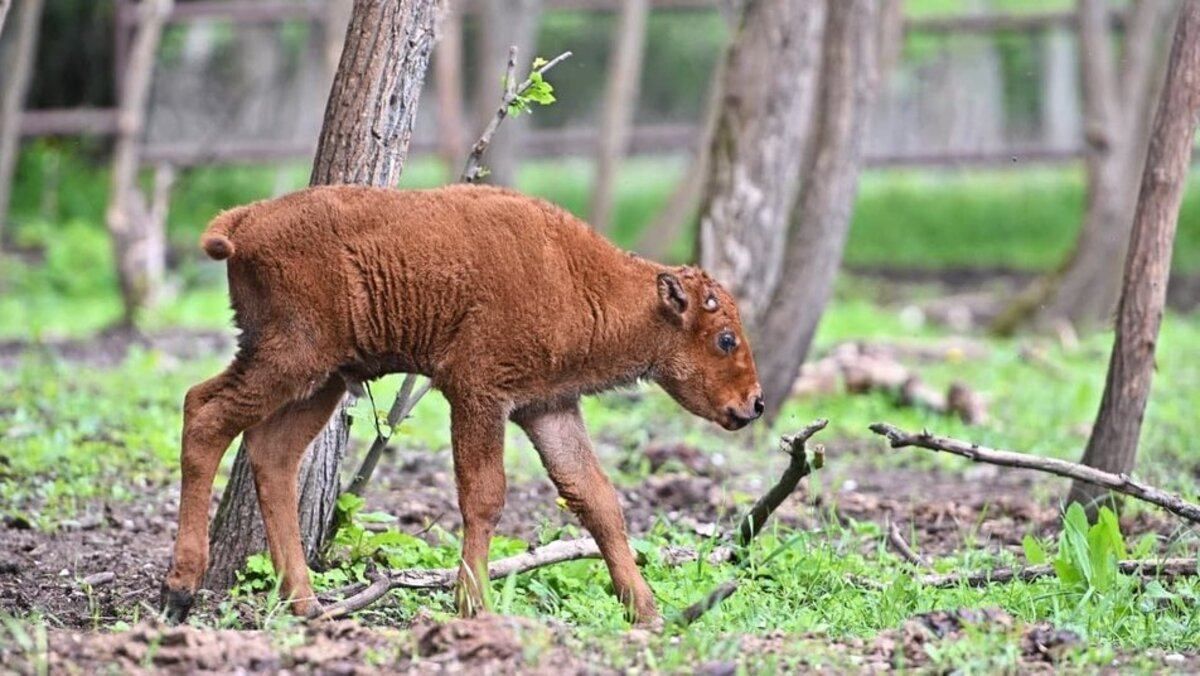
<box><xmin>1022</xmin><ymin>503</ymin><xmax>1155</xmax><ymax>596</ymax></box>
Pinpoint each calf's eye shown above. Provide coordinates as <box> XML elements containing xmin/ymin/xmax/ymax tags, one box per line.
<box><xmin>717</xmin><ymin>331</ymin><xmax>737</xmax><ymax>354</ymax></box>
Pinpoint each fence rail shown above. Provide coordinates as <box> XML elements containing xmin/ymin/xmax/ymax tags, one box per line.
<box><xmin>18</xmin><ymin>5</ymin><xmax>1138</xmax><ymax>170</ymax></box>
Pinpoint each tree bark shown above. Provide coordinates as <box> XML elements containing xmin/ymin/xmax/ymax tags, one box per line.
<box><xmin>434</xmin><ymin>0</ymin><xmax>466</xmax><ymax>174</ymax></box>
<box><xmin>993</xmin><ymin>0</ymin><xmax>1178</xmax><ymax>334</ymax></box>
<box><xmin>105</xmin><ymin>0</ymin><xmax>172</xmax><ymax>327</ymax></box>
<box><xmin>1067</xmin><ymin>0</ymin><xmax>1200</xmax><ymax>513</ymax></box>
<box><xmin>754</xmin><ymin>0</ymin><xmax>886</xmax><ymax>421</ymax></box>
<box><xmin>0</xmin><ymin>0</ymin><xmax>44</xmax><ymax>244</ymax></box>
<box><xmin>471</xmin><ymin>0</ymin><xmax>542</xmax><ymax>187</ymax></box>
<box><xmin>204</xmin><ymin>0</ymin><xmax>439</xmax><ymax>592</ymax></box>
<box><xmin>695</xmin><ymin>0</ymin><xmax>827</xmax><ymax>327</ymax></box>
<box><xmin>589</xmin><ymin>0</ymin><xmax>649</xmax><ymax>233</ymax></box>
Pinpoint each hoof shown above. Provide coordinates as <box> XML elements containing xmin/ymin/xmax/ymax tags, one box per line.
<box><xmin>160</xmin><ymin>585</ymin><xmax>195</xmax><ymax>625</ymax></box>
<box><xmin>300</xmin><ymin>599</ymin><xmax>326</xmax><ymax>620</ymax></box>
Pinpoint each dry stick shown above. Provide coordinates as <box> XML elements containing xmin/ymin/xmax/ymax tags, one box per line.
<box><xmin>919</xmin><ymin>558</ymin><xmax>1198</xmax><ymax>588</ymax></box>
<box><xmin>319</xmin><ymin>538</ymin><xmax>602</xmax><ymax>619</ymax></box>
<box><xmin>886</xmin><ymin>519</ymin><xmax>930</xmax><ymax>569</ymax></box>
<box><xmin>869</xmin><ymin>423</ymin><xmax>1200</xmax><ymax>524</ymax></box>
<box><xmin>461</xmin><ymin>48</ymin><xmax>573</xmax><ymax>183</ymax></box>
<box><xmin>347</xmin><ymin>376</ymin><xmax>432</xmax><ymax>496</ymax></box>
<box><xmin>321</xmin><ymin>422</ymin><xmax>828</xmax><ymax>620</ymax></box>
<box><xmin>345</xmin><ymin>47</ymin><xmax>574</xmax><ymax>498</ymax></box>
<box><xmin>676</xmin><ymin>420</ymin><xmax>828</xmax><ymax>627</ymax></box>
<box><xmin>734</xmin><ymin>419</ymin><xmax>828</xmax><ymax>549</ymax></box>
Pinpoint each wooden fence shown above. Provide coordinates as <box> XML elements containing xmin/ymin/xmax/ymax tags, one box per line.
<box><xmin>16</xmin><ymin>2</ymin><xmax>1130</xmax><ymax>169</ymax></box>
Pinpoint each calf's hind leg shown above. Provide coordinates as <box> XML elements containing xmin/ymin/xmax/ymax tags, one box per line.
<box><xmin>161</xmin><ymin>359</ymin><xmax>310</xmax><ymax>623</ymax></box>
<box><xmin>243</xmin><ymin>376</ymin><xmax>346</xmax><ymax>617</ymax></box>
<box><xmin>513</xmin><ymin>400</ymin><xmax>659</xmax><ymax>625</ymax></box>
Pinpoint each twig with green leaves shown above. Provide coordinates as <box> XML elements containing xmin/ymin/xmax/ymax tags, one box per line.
<box><xmin>461</xmin><ymin>48</ymin><xmax>573</xmax><ymax>183</ymax></box>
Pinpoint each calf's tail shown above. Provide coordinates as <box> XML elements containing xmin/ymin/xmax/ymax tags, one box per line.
<box><xmin>200</xmin><ymin>205</ymin><xmax>251</xmax><ymax>260</ymax></box>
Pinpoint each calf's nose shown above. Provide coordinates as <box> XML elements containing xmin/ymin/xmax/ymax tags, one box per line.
<box><xmin>752</xmin><ymin>395</ymin><xmax>765</xmax><ymax>418</ymax></box>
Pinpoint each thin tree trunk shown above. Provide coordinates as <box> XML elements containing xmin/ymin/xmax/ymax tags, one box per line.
<box><xmin>0</xmin><ymin>0</ymin><xmax>44</xmax><ymax>244</ymax></box>
<box><xmin>1068</xmin><ymin>0</ymin><xmax>1200</xmax><ymax>513</ymax></box>
<box><xmin>105</xmin><ymin>0</ymin><xmax>172</xmax><ymax>328</ymax></box>
<box><xmin>755</xmin><ymin>0</ymin><xmax>886</xmax><ymax>421</ymax></box>
<box><xmin>204</xmin><ymin>0</ymin><xmax>439</xmax><ymax>592</ymax></box>
<box><xmin>434</xmin><ymin>1</ymin><xmax>466</xmax><ymax>175</ymax></box>
<box><xmin>0</xmin><ymin>1</ymin><xmax>11</xmax><ymax>38</ymax></box>
<box><xmin>634</xmin><ymin>2</ymin><xmax>739</xmax><ymax>261</ymax></box>
<box><xmin>993</xmin><ymin>0</ymin><xmax>1177</xmax><ymax>334</ymax></box>
<box><xmin>695</xmin><ymin>0</ymin><xmax>827</xmax><ymax>328</ymax></box>
<box><xmin>589</xmin><ymin>0</ymin><xmax>649</xmax><ymax>233</ymax></box>
<box><xmin>471</xmin><ymin>0</ymin><xmax>541</xmax><ymax>187</ymax></box>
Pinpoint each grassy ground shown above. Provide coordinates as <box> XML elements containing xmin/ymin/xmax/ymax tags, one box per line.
<box><xmin>3</xmin><ymin>293</ymin><xmax>1199</xmax><ymax>671</ymax></box>
<box><xmin>2</xmin><ymin>149</ymin><xmax>1199</xmax><ymax>671</ymax></box>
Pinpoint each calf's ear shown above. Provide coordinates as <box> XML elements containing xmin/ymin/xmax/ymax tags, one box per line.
<box><xmin>657</xmin><ymin>272</ymin><xmax>689</xmax><ymax>315</ymax></box>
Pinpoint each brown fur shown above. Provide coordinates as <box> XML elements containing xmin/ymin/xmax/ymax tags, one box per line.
<box><xmin>162</xmin><ymin>184</ymin><xmax>762</xmax><ymax>625</ymax></box>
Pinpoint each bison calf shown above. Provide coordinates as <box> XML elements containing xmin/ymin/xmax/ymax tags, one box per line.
<box><xmin>162</xmin><ymin>184</ymin><xmax>763</xmax><ymax>625</ymax></box>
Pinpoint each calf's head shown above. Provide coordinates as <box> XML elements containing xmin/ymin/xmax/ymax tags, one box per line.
<box><xmin>652</xmin><ymin>268</ymin><xmax>763</xmax><ymax>431</ymax></box>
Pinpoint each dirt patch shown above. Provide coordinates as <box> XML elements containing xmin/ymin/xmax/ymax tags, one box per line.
<box><xmin>4</xmin><ymin>615</ymin><xmax>593</xmax><ymax>675</ymax></box>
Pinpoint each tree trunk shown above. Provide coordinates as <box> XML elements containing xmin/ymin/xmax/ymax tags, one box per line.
<box><xmin>471</xmin><ymin>0</ymin><xmax>542</xmax><ymax>187</ymax></box>
<box><xmin>634</xmin><ymin>1</ymin><xmax>740</xmax><ymax>261</ymax></box>
<box><xmin>105</xmin><ymin>0</ymin><xmax>172</xmax><ymax>328</ymax></box>
<box><xmin>204</xmin><ymin>0</ymin><xmax>439</xmax><ymax>592</ymax></box>
<box><xmin>754</xmin><ymin>0</ymin><xmax>886</xmax><ymax>421</ymax></box>
<box><xmin>0</xmin><ymin>0</ymin><xmax>44</xmax><ymax>244</ymax></box>
<box><xmin>1067</xmin><ymin>0</ymin><xmax>1200</xmax><ymax>513</ymax></box>
<box><xmin>434</xmin><ymin>1</ymin><xmax>466</xmax><ymax>174</ymax></box>
<box><xmin>993</xmin><ymin>0</ymin><xmax>1177</xmax><ymax>334</ymax></box>
<box><xmin>589</xmin><ymin>0</ymin><xmax>649</xmax><ymax>233</ymax></box>
<box><xmin>695</xmin><ymin>0</ymin><xmax>827</xmax><ymax>328</ymax></box>
<box><xmin>0</xmin><ymin>1</ymin><xmax>11</xmax><ymax>38</ymax></box>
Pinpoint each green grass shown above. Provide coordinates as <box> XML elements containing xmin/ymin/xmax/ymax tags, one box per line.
<box><xmin>3</xmin><ymin>298</ymin><xmax>1199</xmax><ymax>668</ymax></box>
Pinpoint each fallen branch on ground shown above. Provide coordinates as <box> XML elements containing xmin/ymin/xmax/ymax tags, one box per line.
<box><xmin>869</xmin><ymin>423</ymin><xmax>1200</xmax><ymax>524</ymax></box>
<box><xmin>848</xmin><ymin>558</ymin><xmax>1199</xmax><ymax>590</ymax></box>
<box><xmin>794</xmin><ymin>343</ymin><xmax>987</xmax><ymax>424</ymax></box>
<box><xmin>886</xmin><ymin>520</ymin><xmax>930</xmax><ymax>569</ymax></box>
<box><xmin>320</xmin><ymin>421</ymin><xmax>828</xmax><ymax>622</ymax></box>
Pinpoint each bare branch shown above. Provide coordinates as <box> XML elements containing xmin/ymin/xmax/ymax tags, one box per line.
<box><xmin>734</xmin><ymin>419</ymin><xmax>827</xmax><ymax>549</ymax></box>
<box><xmin>347</xmin><ymin>374</ymin><xmax>432</xmax><ymax>496</ymax></box>
<box><xmin>675</xmin><ymin>581</ymin><xmax>739</xmax><ymax>627</ymax></box>
<box><xmin>919</xmin><ymin>557</ymin><xmax>1198</xmax><ymax>588</ymax></box>
<box><xmin>869</xmin><ymin>423</ymin><xmax>1200</xmax><ymax>524</ymax></box>
<box><xmin>887</xmin><ymin>519</ymin><xmax>930</xmax><ymax>569</ymax></box>
<box><xmin>461</xmin><ymin>48</ymin><xmax>573</xmax><ymax>183</ymax></box>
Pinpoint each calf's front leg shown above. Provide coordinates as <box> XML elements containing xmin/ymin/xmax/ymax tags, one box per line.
<box><xmin>448</xmin><ymin>397</ymin><xmax>508</xmax><ymax>616</ymax></box>
<box><xmin>514</xmin><ymin>400</ymin><xmax>659</xmax><ymax>625</ymax></box>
